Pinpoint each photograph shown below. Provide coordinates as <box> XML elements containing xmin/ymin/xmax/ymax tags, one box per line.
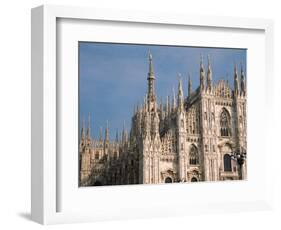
<box><xmin>78</xmin><ymin>42</ymin><xmax>247</xmax><ymax>187</ymax></box>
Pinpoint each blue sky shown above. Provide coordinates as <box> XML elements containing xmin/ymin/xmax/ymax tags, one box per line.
<box><xmin>79</xmin><ymin>42</ymin><xmax>246</xmax><ymax>140</ymax></box>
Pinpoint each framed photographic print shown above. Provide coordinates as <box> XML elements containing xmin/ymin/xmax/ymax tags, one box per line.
<box><xmin>31</xmin><ymin>5</ymin><xmax>274</xmax><ymax>225</ymax></box>
<box><xmin>78</xmin><ymin>42</ymin><xmax>247</xmax><ymax>187</ymax></box>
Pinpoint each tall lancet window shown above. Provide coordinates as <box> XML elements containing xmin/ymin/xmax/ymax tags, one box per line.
<box><xmin>223</xmin><ymin>154</ymin><xmax>232</xmax><ymax>172</ymax></box>
<box><xmin>189</xmin><ymin>145</ymin><xmax>199</xmax><ymax>165</ymax></box>
<box><xmin>220</xmin><ymin>108</ymin><xmax>231</xmax><ymax>137</ymax></box>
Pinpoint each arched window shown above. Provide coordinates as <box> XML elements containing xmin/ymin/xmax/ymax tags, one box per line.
<box><xmin>220</xmin><ymin>108</ymin><xmax>231</xmax><ymax>137</ymax></box>
<box><xmin>189</xmin><ymin>145</ymin><xmax>199</xmax><ymax>165</ymax></box>
<box><xmin>191</xmin><ymin>177</ymin><xmax>198</xmax><ymax>182</ymax></box>
<box><xmin>205</xmin><ymin>144</ymin><xmax>208</xmax><ymax>152</ymax></box>
<box><xmin>224</xmin><ymin>154</ymin><xmax>232</xmax><ymax>172</ymax></box>
<box><xmin>165</xmin><ymin>177</ymin><xmax>173</xmax><ymax>183</ymax></box>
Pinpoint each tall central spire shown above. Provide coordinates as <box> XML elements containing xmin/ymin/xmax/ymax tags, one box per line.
<box><xmin>147</xmin><ymin>51</ymin><xmax>155</xmax><ymax>102</ymax></box>
<box><xmin>207</xmin><ymin>55</ymin><xmax>212</xmax><ymax>90</ymax></box>
<box><xmin>200</xmin><ymin>55</ymin><xmax>206</xmax><ymax>90</ymax></box>
<box><xmin>177</xmin><ymin>75</ymin><xmax>184</xmax><ymax>112</ymax></box>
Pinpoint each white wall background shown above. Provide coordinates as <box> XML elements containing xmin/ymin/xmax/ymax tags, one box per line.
<box><xmin>0</xmin><ymin>0</ymin><xmax>280</xmax><ymax>229</ymax></box>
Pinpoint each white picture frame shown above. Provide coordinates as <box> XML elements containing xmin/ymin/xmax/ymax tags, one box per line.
<box><xmin>31</xmin><ymin>5</ymin><xmax>274</xmax><ymax>225</ymax></box>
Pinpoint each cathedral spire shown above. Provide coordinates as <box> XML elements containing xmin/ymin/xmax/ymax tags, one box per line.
<box><xmin>115</xmin><ymin>129</ymin><xmax>119</xmax><ymax>142</ymax></box>
<box><xmin>172</xmin><ymin>87</ymin><xmax>177</xmax><ymax>111</ymax></box>
<box><xmin>200</xmin><ymin>55</ymin><xmax>206</xmax><ymax>91</ymax></box>
<box><xmin>240</xmin><ymin>64</ymin><xmax>246</xmax><ymax>95</ymax></box>
<box><xmin>166</xmin><ymin>95</ymin><xmax>170</xmax><ymax>116</ymax></box>
<box><xmin>125</xmin><ymin>128</ymin><xmax>128</xmax><ymax>143</ymax></box>
<box><xmin>234</xmin><ymin>63</ymin><xmax>239</xmax><ymax>95</ymax></box>
<box><xmin>81</xmin><ymin>114</ymin><xmax>85</xmax><ymax>145</ymax></box>
<box><xmin>122</xmin><ymin>120</ymin><xmax>126</xmax><ymax>143</ymax></box>
<box><xmin>188</xmin><ymin>73</ymin><xmax>192</xmax><ymax>98</ymax></box>
<box><xmin>122</xmin><ymin>121</ymin><xmax>129</xmax><ymax>144</ymax></box>
<box><xmin>99</xmin><ymin>126</ymin><xmax>103</xmax><ymax>142</ymax></box>
<box><xmin>148</xmin><ymin>51</ymin><xmax>154</xmax><ymax>75</ymax></box>
<box><xmin>207</xmin><ymin>55</ymin><xmax>212</xmax><ymax>90</ymax></box>
<box><xmin>86</xmin><ymin>112</ymin><xmax>91</xmax><ymax>145</ymax></box>
<box><xmin>136</xmin><ymin>102</ymin><xmax>139</xmax><ymax>114</ymax></box>
<box><xmin>159</xmin><ymin>97</ymin><xmax>163</xmax><ymax>120</ymax></box>
<box><xmin>226</xmin><ymin>73</ymin><xmax>230</xmax><ymax>86</ymax></box>
<box><xmin>177</xmin><ymin>75</ymin><xmax>184</xmax><ymax>112</ymax></box>
<box><xmin>147</xmin><ymin>51</ymin><xmax>156</xmax><ymax>102</ymax></box>
<box><xmin>105</xmin><ymin>120</ymin><xmax>109</xmax><ymax>143</ymax></box>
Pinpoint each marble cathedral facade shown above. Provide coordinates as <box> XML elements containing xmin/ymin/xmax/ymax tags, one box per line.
<box><xmin>79</xmin><ymin>53</ymin><xmax>247</xmax><ymax>186</ymax></box>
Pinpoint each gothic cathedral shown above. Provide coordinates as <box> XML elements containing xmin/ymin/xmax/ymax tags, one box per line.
<box><xmin>79</xmin><ymin>53</ymin><xmax>247</xmax><ymax>186</ymax></box>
